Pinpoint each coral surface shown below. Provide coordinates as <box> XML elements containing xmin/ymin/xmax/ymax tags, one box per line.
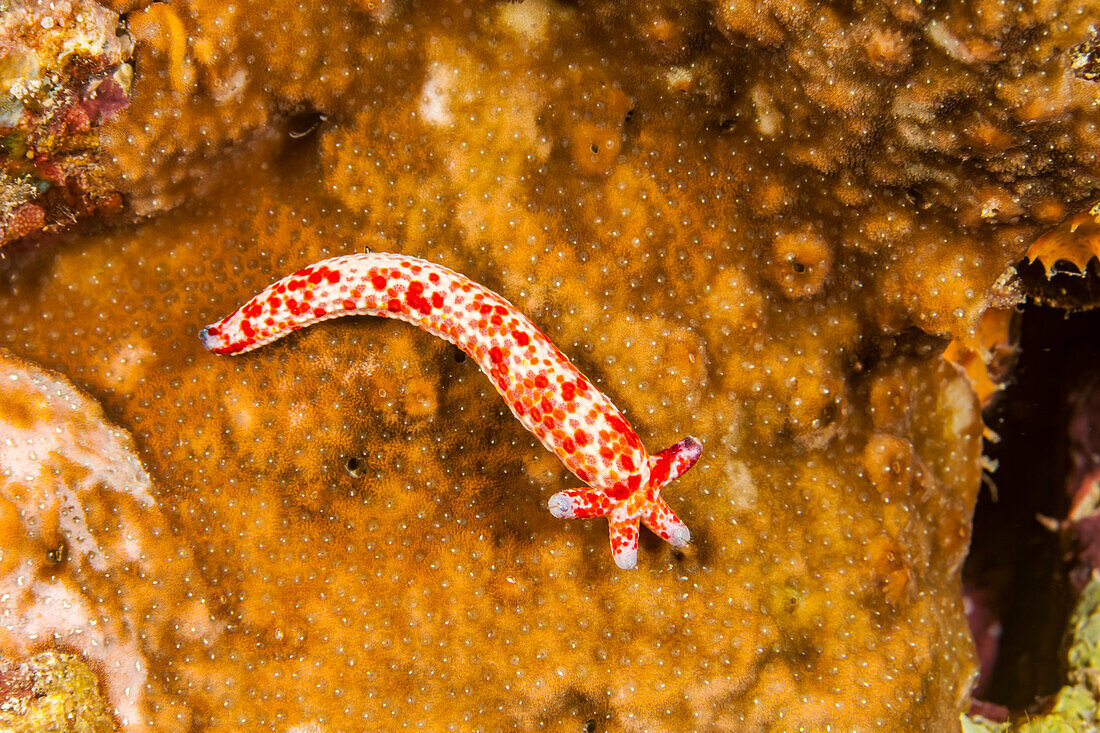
<box><xmin>1</xmin><ymin>0</ymin><xmax>1098</xmax><ymax>728</ymax></box>
<box><xmin>0</xmin><ymin>350</ymin><xmax>222</xmax><ymax>731</ymax></box>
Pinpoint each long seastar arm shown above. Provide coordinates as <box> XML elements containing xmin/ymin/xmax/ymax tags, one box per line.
<box><xmin>199</xmin><ymin>252</ymin><xmax>702</xmax><ymax>569</ymax></box>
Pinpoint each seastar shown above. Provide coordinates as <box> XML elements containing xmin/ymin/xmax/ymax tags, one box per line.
<box><xmin>199</xmin><ymin>252</ymin><xmax>701</xmax><ymax>569</ymax></box>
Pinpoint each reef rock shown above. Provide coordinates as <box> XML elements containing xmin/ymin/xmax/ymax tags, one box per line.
<box><xmin>0</xmin><ymin>0</ymin><xmax>132</xmax><ymax>246</ymax></box>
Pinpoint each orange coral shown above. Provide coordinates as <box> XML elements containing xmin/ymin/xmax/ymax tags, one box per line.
<box><xmin>0</xmin><ymin>146</ymin><xmax>979</xmax><ymax>731</ymax></box>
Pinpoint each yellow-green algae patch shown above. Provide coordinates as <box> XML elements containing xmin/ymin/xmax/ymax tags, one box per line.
<box><xmin>0</xmin><ymin>651</ymin><xmax>116</xmax><ymax>733</ymax></box>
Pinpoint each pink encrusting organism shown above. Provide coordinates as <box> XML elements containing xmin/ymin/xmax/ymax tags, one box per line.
<box><xmin>200</xmin><ymin>252</ymin><xmax>702</xmax><ymax>569</ymax></box>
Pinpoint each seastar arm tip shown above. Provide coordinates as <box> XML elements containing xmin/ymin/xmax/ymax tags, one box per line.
<box><xmin>549</xmin><ymin>435</ymin><xmax>699</xmax><ymax>568</ymax></box>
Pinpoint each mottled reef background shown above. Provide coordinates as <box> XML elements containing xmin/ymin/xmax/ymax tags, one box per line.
<box><xmin>2</xmin><ymin>0</ymin><xmax>1100</xmax><ymax>730</ymax></box>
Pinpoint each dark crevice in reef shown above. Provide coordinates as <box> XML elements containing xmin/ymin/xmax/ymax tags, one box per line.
<box><xmin>964</xmin><ymin>301</ymin><xmax>1100</xmax><ymax>709</ymax></box>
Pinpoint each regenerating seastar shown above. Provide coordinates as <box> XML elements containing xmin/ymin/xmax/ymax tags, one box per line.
<box><xmin>199</xmin><ymin>252</ymin><xmax>701</xmax><ymax>569</ymax></box>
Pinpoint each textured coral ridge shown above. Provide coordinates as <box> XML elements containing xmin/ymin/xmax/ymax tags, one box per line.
<box><xmin>0</xmin><ymin>0</ymin><xmax>1092</xmax><ymax>728</ymax></box>
<box><xmin>201</xmin><ymin>252</ymin><xmax>699</xmax><ymax>568</ymax></box>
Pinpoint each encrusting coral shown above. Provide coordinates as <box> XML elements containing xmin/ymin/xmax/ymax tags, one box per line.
<box><xmin>0</xmin><ymin>0</ymin><xmax>1098</xmax><ymax>728</ymax></box>
<box><xmin>1026</xmin><ymin>201</ymin><xmax>1100</xmax><ymax>278</ymax></box>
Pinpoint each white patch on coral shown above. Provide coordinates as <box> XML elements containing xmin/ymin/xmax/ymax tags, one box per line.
<box><xmin>724</xmin><ymin>460</ymin><xmax>758</xmax><ymax>508</ymax></box>
<box><xmin>286</xmin><ymin>723</ymin><xmax>327</xmax><ymax>733</ymax></box>
<box><xmin>417</xmin><ymin>62</ymin><xmax>456</xmax><ymax>127</ymax></box>
<box><xmin>55</xmin><ymin>483</ymin><xmax>107</xmax><ymax>570</ymax></box>
<box><xmin>752</xmin><ymin>85</ymin><xmax>781</xmax><ymax>137</ymax></box>
<box><xmin>211</xmin><ymin>66</ymin><xmax>249</xmax><ymax>104</ymax></box>
<box><xmin>939</xmin><ymin>371</ymin><xmax>977</xmax><ymax>438</ymax></box>
<box><xmin>923</xmin><ymin>19</ymin><xmax>977</xmax><ymax>65</ymax></box>
<box><xmin>665</xmin><ymin>66</ymin><xmax>693</xmax><ymax>92</ymax></box>
<box><xmin>497</xmin><ymin>0</ymin><xmax>554</xmax><ymax>45</ymax></box>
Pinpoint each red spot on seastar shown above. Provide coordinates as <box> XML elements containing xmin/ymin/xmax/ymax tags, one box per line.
<box><xmin>313</xmin><ymin>307</ymin><xmax>327</xmax><ymax>318</ymax></box>
<box><xmin>561</xmin><ymin>382</ymin><xmax>576</xmax><ymax>401</ymax></box>
<box><xmin>243</xmin><ymin>301</ymin><xmax>263</xmax><ymax>318</ymax></box>
<box><xmin>513</xmin><ymin>331</ymin><xmax>530</xmax><ymax>347</ymax></box>
<box><xmin>489</xmin><ymin>346</ymin><xmax>504</xmax><ymax>364</ymax></box>
<box><xmin>431</xmin><ymin>292</ymin><xmax>444</xmax><ymax>309</ymax></box>
<box><xmin>606</xmin><ymin>482</ymin><xmax>631</xmax><ymax>500</ymax></box>
<box><xmin>429</xmin><ymin>272</ymin><xmax>440</xmax><ymax>283</ymax></box>
<box><xmin>534</xmin><ymin>374</ymin><xmax>549</xmax><ymax>390</ymax></box>
<box><xmin>371</xmin><ymin>274</ymin><xmax>387</xmax><ymax>290</ymax></box>
<box><xmin>574</xmin><ymin>429</ymin><xmax>589</xmax><ymax>447</ymax></box>
<box><xmin>387</xmin><ymin>298</ymin><xmax>402</xmax><ymax>312</ymax></box>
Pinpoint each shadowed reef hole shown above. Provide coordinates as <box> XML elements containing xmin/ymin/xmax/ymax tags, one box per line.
<box><xmin>963</xmin><ymin>302</ymin><xmax>1100</xmax><ymax>708</ymax></box>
